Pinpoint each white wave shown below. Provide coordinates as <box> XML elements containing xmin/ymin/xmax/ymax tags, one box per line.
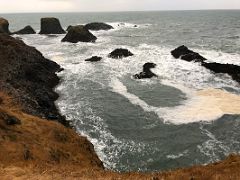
<box><xmin>110</xmin><ymin>78</ymin><xmax>240</xmax><ymax>125</ymax></box>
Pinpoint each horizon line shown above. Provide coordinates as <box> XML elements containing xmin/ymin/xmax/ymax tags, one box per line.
<box><xmin>1</xmin><ymin>8</ymin><xmax>240</xmax><ymax>14</ymax></box>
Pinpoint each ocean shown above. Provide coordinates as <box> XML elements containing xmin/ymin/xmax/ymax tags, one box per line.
<box><xmin>2</xmin><ymin>10</ymin><xmax>240</xmax><ymax>172</ymax></box>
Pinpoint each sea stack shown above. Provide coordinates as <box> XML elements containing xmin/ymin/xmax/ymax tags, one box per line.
<box><xmin>0</xmin><ymin>18</ymin><xmax>10</xmax><ymax>34</ymax></box>
<box><xmin>12</xmin><ymin>25</ymin><xmax>36</xmax><ymax>34</ymax></box>
<box><xmin>62</xmin><ymin>25</ymin><xmax>97</xmax><ymax>43</ymax></box>
<box><xmin>85</xmin><ymin>22</ymin><xmax>113</xmax><ymax>31</ymax></box>
<box><xmin>39</xmin><ymin>17</ymin><xmax>65</xmax><ymax>34</ymax></box>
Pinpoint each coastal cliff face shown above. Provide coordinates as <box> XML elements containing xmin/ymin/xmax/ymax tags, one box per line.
<box><xmin>0</xmin><ymin>34</ymin><xmax>67</xmax><ymax>125</ymax></box>
<box><xmin>0</xmin><ymin>34</ymin><xmax>240</xmax><ymax>179</ymax></box>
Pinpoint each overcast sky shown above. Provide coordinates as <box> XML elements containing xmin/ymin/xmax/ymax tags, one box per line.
<box><xmin>1</xmin><ymin>0</ymin><xmax>240</xmax><ymax>13</ymax></box>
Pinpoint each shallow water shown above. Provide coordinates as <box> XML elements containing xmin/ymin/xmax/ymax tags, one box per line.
<box><xmin>3</xmin><ymin>10</ymin><xmax>240</xmax><ymax>172</ymax></box>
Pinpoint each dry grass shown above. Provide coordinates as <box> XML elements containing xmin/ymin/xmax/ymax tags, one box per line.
<box><xmin>0</xmin><ymin>91</ymin><xmax>240</xmax><ymax>180</ymax></box>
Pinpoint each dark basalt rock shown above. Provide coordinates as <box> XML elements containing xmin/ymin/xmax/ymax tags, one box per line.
<box><xmin>0</xmin><ymin>18</ymin><xmax>10</xmax><ymax>34</ymax></box>
<box><xmin>0</xmin><ymin>34</ymin><xmax>68</xmax><ymax>126</ymax></box>
<box><xmin>134</xmin><ymin>63</ymin><xmax>158</xmax><ymax>79</ymax></box>
<box><xmin>62</xmin><ymin>25</ymin><xmax>97</xmax><ymax>43</ymax></box>
<box><xmin>171</xmin><ymin>45</ymin><xmax>240</xmax><ymax>84</ymax></box>
<box><xmin>66</xmin><ymin>25</ymin><xmax>73</xmax><ymax>31</ymax></box>
<box><xmin>202</xmin><ymin>62</ymin><xmax>240</xmax><ymax>83</ymax></box>
<box><xmin>12</xmin><ymin>25</ymin><xmax>36</xmax><ymax>35</ymax></box>
<box><xmin>109</xmin><ymin>48</ymin><xmax>134</xmax><ymax>59</ymax></box>
<box><xmin>39</xmin><ymin>17</ymin><xmax>65</xmax><ymax>34</ymax></box>
<box><xmin>85</xmin><ymin>22</ymin><xmax>113</xmax><ymax>31</ymax></box>
<box><xmin>171</xmin><ymin>45</ymin><xmax>206</xmax><ymax>62</ymax></box>
<box><xmin>85</xmin><ymin>56</ymin><xmax>102</xmax><ymax>62</ymax></box>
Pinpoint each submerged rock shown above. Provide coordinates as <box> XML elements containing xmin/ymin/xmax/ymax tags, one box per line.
<box><xmin>134</xmin><ymin>62</ymin><xmax>158</xmax><ymax>79</ymax></box>
<box><xmin>12</xmin><ymin>26</ymin><xmax>36</xmax><ymax>34</ymax></box>
<box><xmin>109</xmin><ymin>48</ymin><xmax>134</xmax><ymax>59</ymax></box>
<box><xmin>0</xmin><ymin>18</ymin><xmax>10</xmax><ymax>34</ymax></box>
<box><xmin>85</xmin><ymin>22</ymin><xmax>113</xmax><ymax>31</ymax></box>
<box><xmin>85</xmin><ymin>56</ymin><xmax>102</xmax><ymax>62</ymax></box>
<box><xmin>62</xmin><ymin>25</ymin><xmax>97</xmax><ymax>43</ymax></box>
<box><xmin>39</xmin><ymin>17</ymin><xmax>65</xmax><ymax>34</ymax></box>
<box><xmin>171</xmin><ymin>45</ymin><xmax>206</xmax><ymax>62</ymax></box>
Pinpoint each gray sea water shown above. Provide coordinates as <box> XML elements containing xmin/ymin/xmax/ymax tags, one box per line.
<box><xmin>2</xmin><ymin>10</ymin><xmax>240</xmax><ymax>172</ymax></box>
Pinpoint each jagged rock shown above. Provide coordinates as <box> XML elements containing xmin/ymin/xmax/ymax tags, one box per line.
<box><xmin>66</xmin><ymin>25</ymin><xmax>73</xmax><ymax>31</ymax></box>
<box><xmin>171</xmin><ymin>45</ymin><xmax>240</xmax><ymax>84</ymax></box>
<box><xmin>12</xmin><ymin>26</ymin><xmax>36</xmax><ymax>34</ymax></box>
<box><xmin>39</xmin><ymin>17</ymin><xmax>65</xmax><ymax>34</ymax></box>
<box><xmin>85</xmin><ymin>22</ymin><xmax>113</xmax><ymax>31</ymax></box>
<box><xmin>134</xmin><ymin>63</ymin><xmax>158</xmax><ymax>79</ymax></box>
<box><xmin>0</xmin><ymin>34</ymin><xmax>67</xmax><ymax>126</ymax></box>
<box><xmin>202</xmin><ymin>62</ymin><xmax>240</xmax><ymax>83</ymax></box>
<box><xmin>0</xmin><ymin>18</ymin><xmax>10</xmax><ymax>34</ymax></box>
<box><xmin>109</xmin><ymin>48</ymin><xmax>134</xmax><ymax>59</ymax></box>
<box><xmin>171</xmin><ymin>45</ymin><xmax>206</xmax><ymax>62</ymax></box>
<box><xmin>62</xmin><ymin>25</ymin><xmax>97</xmax><ymax>43</ymax></box>
<box><xmin>85</xmin><ymin>56</ymin><xmax>102</xmax><ymax>62</ymax></box>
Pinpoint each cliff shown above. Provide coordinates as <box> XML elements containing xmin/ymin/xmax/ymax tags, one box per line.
<box><xmin>0</xmin><ymin>34</ymin><xmax>240</xmax><ymax>179</ymax></box>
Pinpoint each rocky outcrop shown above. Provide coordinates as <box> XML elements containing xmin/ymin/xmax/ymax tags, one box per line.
<box><xmin>0</xmin><ymin>34</ymin><xmax>67</xmax><ymax>125</ymax></box>
<box><xmin>12</xmin><ymin>25</ymin><xmax>36</xmax><ymax>34</ymax></box>
<box><xmin>85</xmin><ymin>22</ymin><xmax>113</xmax><ymax>31</ymax></box>
<box><xmin>171</xmin><ymin>45</ymin><xmax>206</xmax><ymax>62</ymax></box>
<box><xmin>85</xmin><ymin>56</ymin><xmax>102</xmax><ymax>62</ymax></box>
<box><xmin>0</xmin><ymin>18</ymin><xmax>10</xmax><ymax>34</ymax></box>
<box><xmin>62</xmin><ymin>25</ymin><xmax>97</xmax><ymax>43</ymax></box>
<box><xmin>108</xmin><ymin>48</ymin><xmax>134</xmax><ymax>59</ymax></box>
<box><xmin>134</xmin><ymin>62</ymin><xmax>158</xmax><ymax>79</ymax></box>
<box><xmin>66</xmin><ymin>25</ymin><xmax>73</xmax><ymax>31</ymax></box>
<box><xmin>202</xmin><ymin>62</ymin><xmax>240</xmax><ymax>83</ymax></box>
<box><xmin>171</xmin><ymin>45</ymin><xmax>240</xmax><ymax>83</ymax></box>
<box><xmin>39</xmin><ymin>17</ymin><xmax>65</xmax><ymax>34</ymax></box>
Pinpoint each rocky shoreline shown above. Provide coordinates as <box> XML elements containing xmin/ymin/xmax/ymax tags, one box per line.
<box><xmin>0</xmin><ymin>17</ymin><xmax>240</xmax><ymax>179</ymax></box>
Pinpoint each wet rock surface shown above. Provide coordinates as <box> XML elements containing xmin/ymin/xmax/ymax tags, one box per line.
<box><xmin>171</xmin><ymin>45</ymin><xmax>206</xmax><ymax>62</ymax></box>
<box><xmin>12</xmin><ymin>26</ymin><xmax>36</xmax><ymax>34</ymax></box>
<box><xmin>39</xmin><ymin>17</ymin><xmax>65</xmax><ymax>34</ymax></box>
<box><xmin>109</xmin><ymin>48</ymin><xmax>134</xmax><ymax>59</ymax></box>
<box><xmin>134</xmin><ymin>62</ymin><xmax>158</xmax><ymax>79</ymax></box>
<box><xmin>172</xmin><ymin>45</ymin><xmax>240</xmax><ymax>83</ymax></box>
<box><xmin>85</xmin><ymin>22</ymin><xmax>113</xmax><ymax>31</ymax></box>
<box><xmin>62</xmin><ymin>25</ymin><xmax>97</xmax><ymax>43</ymax></box>
<box><xmin>85</xmin><ymin>56</ymin><xmax>102</xmax><ymax>62</ymax></box>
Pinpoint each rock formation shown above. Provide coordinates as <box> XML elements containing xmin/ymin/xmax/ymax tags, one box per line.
<box><xmin>171</xmin><ymin>45</ymin><xmax>240</xmax><ymax>83</ymax></box>
<box><xmin>0</xmin><ymin>34</ymin><xmax>66</xmax><ymax>125</ymax></box>
<box><xmin>134</xmin><ymin>62</ymin><xmax>158</xmax><ymax>79</ymax></box>
<box><xmin>12</xmin><ymin>25</ymin><xmax>36</xmax><ymax>34</ymax></box>
<box><xmin>171</xmin><ymin>45</ymin><xmax>206</xmax><ymax>62</ymax></box>
<box><xmin>85</xmin><ymin>56</ymin><xmax>102</xmax><ymax>62</ymax></box>
<box><xmin>0</xmin><ymin>18</ymin><xmax>10</xmax><ymax>34</ymax></box>
<box><xmin>62</xmin><ymin>25</ymin><xmax>97</xmax><ymax>43</ymax></box>
<box><xmin>202</xmin><ymin>62</ymin><xmax>240</xmax><ymax>83</ymax></box>
<box><xmin>85</xmin><ymin>22</ymin><xmax>113</xmax><ymax>31</ymax></box>
<box><xmin>108</xmin><ymin>48</ymin><xmax>134</xmax><ymax>59</ymax></box>
<box><xmin>39</xmin><ymin>17</ymin><xmax>65</xmax><ymax>34</ymax></box>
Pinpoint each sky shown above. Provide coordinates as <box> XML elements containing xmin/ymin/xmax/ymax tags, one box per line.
<box><xmin>1</xmin><ymin>0</ymin><xmax>240</xmax><ymax>13</ymax></box>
